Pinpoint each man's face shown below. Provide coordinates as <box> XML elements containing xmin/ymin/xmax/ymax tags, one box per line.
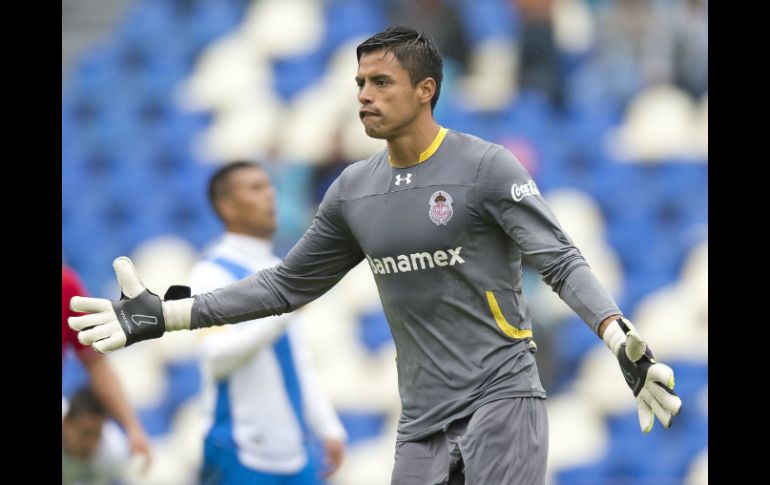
<box><xmin>356</xmin><ymin>49</ymin><xmax>423</xmax><ymax>139</ymax></box>
<box><xmin>220</xmin><ymin>167</ymin><xmax>277</xmax><ymax>238</ymax></box>
<box><xmin>62</xmin><ymin>413</ymin><xmax>104</xmax><ymax>460</ymax></box>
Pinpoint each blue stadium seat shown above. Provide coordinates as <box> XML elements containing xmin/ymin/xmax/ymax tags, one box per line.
<box><xmin>605</xmin><ymin>427</ymin><xmax>662</xmax><ymax>481</ymax></box>
<box><xmin>165</xmin><ymin>359</ymin><xmax>202</xmax><ymax>409</ymax></box>
<box><xmin>435</xmin><ymin>104</ymin><xmax>476</xmax><ymax>136</ymax></box>
<box><xmin>654</xmin><ymin>164</ymin><xmax>708</xmax><ymax>228</ymax></box>
<box><xmin>616</xmin><ymin>272</ymin><xmax>672</xmax><ymax>314</ymax></box>
<box><xmin>63</xmin><ymin>86</ymin><xmax>109</xmax><ymax>132</ymax></box>
<box><xmin>137</xmin><ymin>400</ymin><xmax>178</xmax><ymax>437</ymax></box>
<box><xmin>552</xmin><ymin>315</ymin><xmax>602</xmax><ymax>388</ymax></box>
<box><xmin>159</xmin><ymin>111</ymin><xmax>211</xmax><ymax>150</ymax></box>
<box><xmin>358</xmin><ymin>309</ymin><xmax>393</xmax><ymax>353</ymax></box>
<box><xmin>627</xmin><ymin>439</ymin><xmax>692</xmax><ymax>482</ymax></box>
<box><xmin>588</xmin><ymin>165</ymin><xmax>629</xmax><ymax>212</ymax></box>
<box><xmin>190</xmin><ymin>1</ymin><xmax>244</xmax><ymax>46</ymax></box>
<box><xmin>667</xmin><ymin>362</ymin><xmax>708</xmax><ymax>404</ymax></box>
<box><xmin>68</xmin><ymin>250</ymin><xmax>126</xmax><ymax>297</ymax></box>
<box><xmin>557</xmin><ymin>459</ymin><xmax>610</xmax><ymax>485</ymax></box>
<box><xmin>67</xmin><ymin>41</ymin><xmax>125</xmax><ymax>94</ymax></box>
<box><xmin>605</xmin><ymin>208</ymin><xmax>658</xmax><ymax>257</ymax></box>
<box><xmin>114</xmin><ymin>0</ymin><xmax>176</xmax><ymax>42</ymax></box>
<box><xmin>566</xmin><ymin>63</ymin><xmax>625</xmax><ymax>124</ymax></box>
<box><xmin>457</xmin><ymin>0</ymin><xmax>518</xmax><ymax>43</ymax></box>
<box><xmin>603</xmin><ymin>378</ymin><xmax>706</xmax><ymax>483</ymax></box>
<box><xmin>336</xmin><ymin>410</ymin><xmax>388</xmax><ymax>446</ymax></box>
<box><xmin>62</xmin><ymin>348</ymin><xmax>91</xmax><ymax>399</ymax></box>
<box><xmin>323</xmin><ymin>0</ymin><xmax>386</xmax><ymax>54</ymax></box>
<box><xmin>273</xmin><ymin>52</ymin><xmax>328</xmax><ymax>101</ymax></box>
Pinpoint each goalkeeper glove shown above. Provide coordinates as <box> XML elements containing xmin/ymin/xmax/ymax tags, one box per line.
<box><xmin>603</xmin><ymin>316</ymin><xmax>682</xmax><ymax>433</ymax></box>
<box><xmin>69</xmin><ymin>257</ymin><xmax>194</xmax><ymax>353</ymax></box>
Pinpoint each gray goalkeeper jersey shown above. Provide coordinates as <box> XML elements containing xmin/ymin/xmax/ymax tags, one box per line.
<box><xmin>192</xmin><ymin>128</ymin><xmax>620</xmax><ymax>441</ymax></box>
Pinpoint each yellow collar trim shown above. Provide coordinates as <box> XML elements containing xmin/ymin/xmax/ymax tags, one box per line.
<box><xmin>389</xmin><ymin>126</ymin><xmax>448</xmax><ymax>167</ymax></box>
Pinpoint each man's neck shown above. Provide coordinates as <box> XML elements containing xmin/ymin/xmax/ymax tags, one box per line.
<box><xmin>223</xmin><ymin>231</ymin><xmax>274</xmax><ymax>259</ymax></box>
<box><xmin>225</xmin><ymin>229</ymin><xmax>271</xmax><ymax>244</ymax></box>
<box><xmin>387</xmin><ymin>118</ymin><xmax>441</xmax><ymax>168</ymax></box>
<box><xmin>225</xmin><ymin>228</ymin><xmax>273</xmax><ymax>246</ymax></box>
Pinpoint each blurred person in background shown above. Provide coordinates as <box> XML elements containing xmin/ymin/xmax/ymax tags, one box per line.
<box><xmin>62</xmin><ymin>265</ymin><xmax>152</xmax><ymax>473</ymax></box>
<box><xmin>515</xmin><ymin>0</ymin><xmax>566</xmax><ymax>110</ymax></box>
<box><xmin>70</xmin><ymin>27</ymin><xmax>682</xmax><ymax>484</ymax></box>
<box><xmin>384</xmin><ymin>0</ymin><xmax>471</xmax><ymax>75</ymax></box>
<box><xmin>62</xmin><ymin>386</ymin><xmax>131</xmax><ymax>485</ymax></box>
<box><xmin>593</xmin><ymin>0</ymin><xmax>707</xmax><ymax>101</ymax></box>
<box><xmin>190</xmin><ymin>161</ymin><xmax>346</xmax><ymax>484</ymax></box>
<box><xmin>574</xmin><ymin>0</ymin><xmax>658</xmax><ymax>111</ymax></box>
<box><xmin>665</xmin><ymin>0</ymin><xmax>708</xmax><ymax>99</ymax></box>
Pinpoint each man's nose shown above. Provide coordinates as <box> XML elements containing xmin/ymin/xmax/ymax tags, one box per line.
<box><xmin>358</xmin><ymin>82</ymin><xmax>373</xmax><ymax>105</ymax></box>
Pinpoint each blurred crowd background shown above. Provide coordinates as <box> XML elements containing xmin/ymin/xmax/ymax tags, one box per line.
<box><xmin>62</xmin><ymin>0</ymin><xmax>707</xmax><ymax>483</ymax></box>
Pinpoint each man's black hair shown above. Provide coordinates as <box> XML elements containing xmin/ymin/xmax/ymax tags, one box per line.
<box><xmin>66</xmin><ymin>386</ymin><xmax>106</xmax><ymax>420</ymax></box>
<box><xmin>357</xmin><ymin>26</ymin><xmax>444</xmax><ymax>111</ymax></box>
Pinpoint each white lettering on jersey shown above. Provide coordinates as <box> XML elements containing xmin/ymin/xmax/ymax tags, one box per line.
<box><xmin>366</xmin><ymin>247</ymin><xmax>465</xmax><ymax>275</ymax></box>
<box><xmin>511</xmin><ymin>180</ymin><xmax>541</xmax><ymax>202</ymax></box>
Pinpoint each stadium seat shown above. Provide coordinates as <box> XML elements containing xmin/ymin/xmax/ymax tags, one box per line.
<box><xmin>61</xmin><ymin>349</ymin><xmax>90</xmax><ymax>399</ymax></box>
<box><xmin>272</xmin><ymin>51</ymin><xmax>328</xmax><ymax>101</ymax></box>
<box><xmin>165</xmin><ymin>359</ymin><xmax>202</xmax><ymax>410</ymax></box>
<box><xmin>323</xmin><ymin>0</ymin><xmax>386</xmax><ymax>52</ymax></box>
<box><xmin>457</xmin><ymin>0</ymin><xmax>518</xmax><ymax>43</ymax></box>
<box><xmin>337</xmin><ymin>410</ymin><xmax>388</xmax><ymax>446</ymax></box>
<box><xmin>190</xmin><ymin>1</ymin><xmax>244</xmax><ymax>46</ymax></box>
<box><xmin>552</xmin><ymin>315</ymin><xmax>603</xmax><ymax>389</ymax></box>
<box><xmin>359</xmin><ymin>309</ymin><xmax>393</xmax><ymax>354</ymax></box>
<box><xmin>557</xmin><ymin>459</ymin><xmax>610</xmax><ymax>485</ymax></box>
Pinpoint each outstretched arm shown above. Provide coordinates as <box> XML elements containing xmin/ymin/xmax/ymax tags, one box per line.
<box><xmin>192</xmin><ymin>177</ymin><xmax>363</xmax><ymax>328</ymax></box>
<box><xmin>476</xmin><ymin>146</ymin><xmax>681</xmax><ymax>432</ymax></box>
<box><xmin>69</xmin><ymin>177</ymin><xmax>364</xmax><ymax>352</ymax></box>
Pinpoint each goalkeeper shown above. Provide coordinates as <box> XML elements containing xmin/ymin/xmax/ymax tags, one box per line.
<box><xmin>70</xmin><ymin>27</ymin><xmax>681</xmax><ymax>484</ymax></box>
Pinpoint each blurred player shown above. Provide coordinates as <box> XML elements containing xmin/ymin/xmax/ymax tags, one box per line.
<box><xmin>192</xmin><ymin>161</ymin><xmax>346</xmax><ymax>484</ymax></box>
<box><xmin>62</xmin><ymin>386</ymin><xmax>132</xmax><ymax>485</ymax></box>
<box><xmin>70</xmin><ymin>27</ymin><xmax>681</xmax><ymax>484</ymax></box>
<box><xmin>63</xmin><ymin>265</ymin><xmax>152</xmax><ymax>472</ymax></box>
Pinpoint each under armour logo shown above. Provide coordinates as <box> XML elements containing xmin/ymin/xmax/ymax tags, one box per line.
<box><xmin>395</xmin><ymin>174</ymin><xmax>412</xmax><ymax>185</ymax></box>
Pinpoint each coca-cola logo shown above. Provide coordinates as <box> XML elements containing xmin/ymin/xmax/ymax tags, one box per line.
<box><xmin>511</xmin><ymin>180</ymin><xmax>540</xmax><ymax>202</ymax></box>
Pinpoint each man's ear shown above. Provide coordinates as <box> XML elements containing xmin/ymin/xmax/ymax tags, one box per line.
<box><xmin>215</xmin><ymin>198</ymin><xmax>233</xmax><ymax>224</ymax></box>
<box><xmin>417</xmin><ymin>77</ymin><xmax>436</xmax><ymax>107</ymax></box>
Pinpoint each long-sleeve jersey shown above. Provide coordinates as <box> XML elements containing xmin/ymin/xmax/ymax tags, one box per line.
<box><xmin>190</xmin><ymin>233</ymin><xmax>346</xmax><ymax>473</ymax></box>
<box><xmin>192</xmin><ymin>128</ymin><xmax>621</xmax><ymax>441</ymax></box>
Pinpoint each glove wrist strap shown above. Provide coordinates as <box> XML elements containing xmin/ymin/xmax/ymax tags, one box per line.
<box><xmin>163</xmin><ymin>298</ymin><xmax>194</xmax><ymax>331</ymax></box>
<box><xmin>603</xmin><ymin>318</ymin><xmax>627</xmax><ymax>356</ymax></box>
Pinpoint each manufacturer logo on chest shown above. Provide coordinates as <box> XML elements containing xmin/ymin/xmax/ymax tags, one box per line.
<box><xmin>395</xmin><ymin>173</ymin><xmax>412</xmax><ymax>185</ymax></box>
<box><xmin>429</xmin><ymin>190</ymin><xmax>454</xmax><ymax>225</ymax></box>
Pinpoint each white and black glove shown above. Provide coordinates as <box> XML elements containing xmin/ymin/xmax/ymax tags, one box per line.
<box><xmin>603</xmin><ymin>316</ymin><xmax>682</xmax><ymax>433</ymax></box>
<box><xmin>69</xmin><ymin>257</ymin><xmax>194</xmax><ymax>353</ymax></box>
